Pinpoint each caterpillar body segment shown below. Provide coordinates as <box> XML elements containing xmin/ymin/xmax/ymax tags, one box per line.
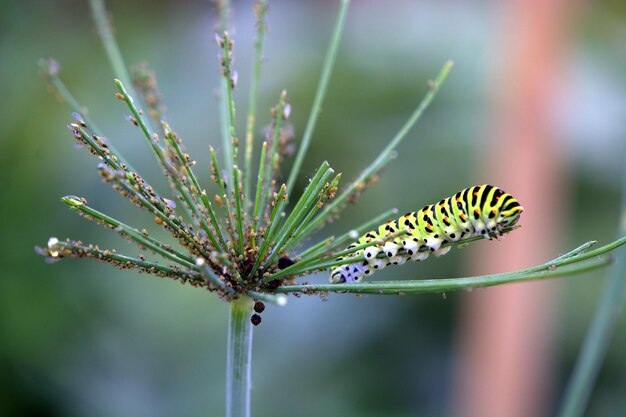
<box><xmin>330</xmin><ymin>185</ymin><xmax>523</xmax><ymax>283</ymax></box>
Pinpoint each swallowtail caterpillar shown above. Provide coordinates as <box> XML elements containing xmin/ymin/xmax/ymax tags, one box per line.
<box><xmin>330</xmin><ymin>184</ymin><xmax>523</xmax><ymax>283</ymax></box>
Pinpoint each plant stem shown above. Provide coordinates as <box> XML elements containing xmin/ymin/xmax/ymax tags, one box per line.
<box><xmin>286</xmin><ymin>0</ymin><xmax>349</xmax><ymax>195</ymax></box>
<box><xmin>557</xmin><ymin>153</ymin><xmax>626</xmax><ymax>417</ymax></box>
<box><xmin>226</xmin><ymin>296</ymin><xmax>254</xmax><ymax>417</ymax></box>
<box><xmin>244</xmin><ymin>0</ymin><xmax>269</xmax><ymax>209</ymax></box>
<box><xmin>296</xmin><ymin>60</ymin><xmax>453</xmax><ymax>239</ymax></box>
<box><xmin>296</xmin><ymin>208</ymin><xmax>399</xmax><ymax>260</ymax></box>
<box><xmin>88</xmin><ymin>0</ymin><xmax>136</xmax><ymax>101</ymax></box>
<box><xmin>216</xmin><ymin>0</ymin><xmax>233</xmax><ymax>185</ymax></box>
<box><xmin>275</xmin><ymin>256</ymin><xmax>611</xmax><ymax>295</ymax></box>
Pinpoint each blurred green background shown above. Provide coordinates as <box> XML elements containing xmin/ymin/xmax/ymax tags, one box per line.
<box><xmin>1</xmin><ymin>0</ymin><xmax>625</xmax><ymax>416</ymax></box>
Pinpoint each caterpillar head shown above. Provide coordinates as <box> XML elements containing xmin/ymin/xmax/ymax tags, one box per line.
<box><xmin>497</xmin><ymin>198</ymin><xmax>523</xmax><ymax>229</ymax></box>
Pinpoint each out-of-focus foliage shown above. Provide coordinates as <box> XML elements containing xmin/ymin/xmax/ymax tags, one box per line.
<box><xmin>1</xmin><ymin>1</ymin><xmax>624</xmax><ymax>416</ymax></box>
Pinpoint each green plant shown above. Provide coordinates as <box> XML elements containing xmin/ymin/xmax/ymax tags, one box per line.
<box><xmin>35</xmin><ymin>1</ymin><xmax>626</xmax><ymax>416</ymax></box>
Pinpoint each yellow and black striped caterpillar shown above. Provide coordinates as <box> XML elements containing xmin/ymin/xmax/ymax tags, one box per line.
<box><xmin>330</xmin><ymin>184</ymin><xmax>523</xmax><ymax>283</ymax></box>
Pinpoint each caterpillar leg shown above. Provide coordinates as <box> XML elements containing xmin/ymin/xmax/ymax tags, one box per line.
<box><xmin>423</xmin><ymin>237</ymin><xmax>445</xmax><ymax>253</ymax></box>
<box><xmin>434</xmin><ymin>246</ymin><xmax>451</xmax><ymax>257</ymax></box>
<box><xmin>382</xmin><ymin>241</ymin><xmax>400</xmax><ymax>258</ymax></box>
<box><xmin>401</xmin><ymin>238</ymin><xmax>419</xmax><ymax>256</ymax></box>
<box><xmin>410</xmin><ymin>251</ymin><xmax>429</xmax><ymax>262</ymax></box>
<box><xmin>367</xmin><ymin>258</ymin><xmax>387</xmax><ymax>271</ymax></box>
<box><xmin>330</xmin><ymin>260</ymin><xmax>368</xmax><ymax>283</ymax></box>
<box><xmin>363</xmin><ymin>245</ymin><xmax>382</xmax><ymax>261</ymax></box>
<box><xmin>387</xmin><ymin>255</ymin><xmax>406</xmax><ymax>266</ymax></box>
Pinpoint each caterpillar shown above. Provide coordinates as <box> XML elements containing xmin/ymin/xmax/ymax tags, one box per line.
<box><xmin>329</xmin><ymin>184</ymin><xmax>523</xmax><ymax>283</ymax></box>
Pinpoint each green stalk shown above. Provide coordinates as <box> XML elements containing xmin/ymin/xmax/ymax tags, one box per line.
<box><xmin>39</xmin><ymin>58</ymin><xmax>135</xmax><ymax>171</ymax></box>
<box><xmin>297</xmin><ymin>60</ymin><xmax>454</xmax><ymax>239</ymax></box>
<box><xmin>275</xmin><ymin>257</ymin><xmax>610</xmax><ymax>295</ymax></box>
<box><xmin>39</xmin><ymin>59</ymin><xmax>87</xmax><ymax>122</ymax></box>
<box><xmin>218</xmin><ymin>31</ymin><xmax>239</xmax><ymax>164</ymax></box>
<box><xmin>254</xmin><ymin>93</ymin><xmax>289</xmax><ymax>232</ymax></box>
<box><xmin>274</xmin><ymin>236</ymin><xmax>626</xmax><ymax>294</ymax></box>
<box><xmin>243</xmin><ymin>0</ymin><xmax>269</xmax><ymax>209</ymax></box>
<box><xmin>262</xmin><ymin>162</ymin><xmax>334</xmax><ymax>268</ymax></box>
<box><xmin>248</xmin><ymin>184</ymin><xmax>287</xmax><ymax>278</ymax></box>
<box><xmin>210</xmin><ymin>146</ymin><xmax>237</xmax><ymax>241</ymax></box>
<box><xmin>233</xmin><ymin>166</ymin><xmax>245</xmax><ymax>255</ymax></box>
<box><xmin>264</xmin><ymin>229</ymin><xmax>408</xmax><ymax>282</ymax></box>
<box><xmin>247</xmin><ymin>291</ymin><xmax>287</xmax><ymax>306</ymax></box>
<box><xmin>558</xmin><ymin>153</ymin><xmax>626</xmax><ymax>417</ymax></box>
<box><xmin>252</xmin><ymin>141</ymin><xmax>268</xmax><ymax>227</ymax></box>
<box><xmin>162</xmin><ymin>123</ymin><xmax>229</xmax><ymax>252</ymax></box>
<box><xmin>216</xmin><ymin>0</ymin><xmax>233</xmax><ymax>184</ymax></box>
<box><xmin>49</xmin><ymin>239</ymin><xmax>202</xmax><ymax>282</ymax></box>
<box><xmin>226</xmin><ymin>296</ymin><xmax>254</xmax><ymax>417</ymax></box>
<box><xmin>106</xmin><ymin>170</ymin><xmax>212</xmax><ymax>258</ymax></box>
<box><xmin>61</xmin><ymin>196</ymin><xmax>196</xmax><ymax>268</ymax></box>
<box><xmin>115</xmin><ymin>80</ymin><xmax>170</xmax><ymax>171</ymax></box>
<box><xmin>297</xmin><ymin>208</ymin><xmax>398</xmax><ymax>261</ymax></box>
<box><xmin>196</xmin><ymin>258</ymin><xmax>234</xmax><ymax>294</ymax></box>
<box><xmin>88</xmin><ymin>0</ymin><xmax>138</xmax><ymax>103</ymax></box>
<box><xmin>286</xmin><ymin>0</ymin><xmax>349</xmax><ymax>195</ymax></box>
<box><xmin>284</xmin><ymin>173</ymin><xmax>342</xmax><ymax>252</ymax></box>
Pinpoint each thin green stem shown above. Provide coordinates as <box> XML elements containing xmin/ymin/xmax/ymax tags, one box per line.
<box><xmin>275</xmin><ymin>257</ymin><xmax>611</xmax><ymax>295</ymax></box>
<box><xmin>210</xmin><ymin>146</ymin><xmax>237</xmax><ymax>241</ymax></box>
<box><xmin>115</xmin><ymin>80</ymin><xmax>171</xmax><ymax>171</ymax></box>
<box><xmin>219</xmin><ymin>31</ymin><xmax>239</xmax><ymax>163</ymax></box>
<box><xmin>272</xmin><ymin>226</ymin><xmax>519</xmax><ymax>282</ymax></box>
<box><xmin>286</xmin><ymin>0</ymin><xmax>349</xmax><ymax>195</ymax></box>
<box><xmin>297</xmin><ymin>208</ymin><xmax>398</xmax><ymax>261</ymax></box>
<box><xmin>255</xmin><ymin>93</ymin><xmax>289</xmax><ymax>232</ymax></box>
<box><xmin>61</xmin><ymin>196</ymin><xmax>196</xmax><ymax>268</ymax></box>
<box><xmin>102</xmin><ymin>168</ymin><xmax>211</xmax><ymax>259</ymax></box>
<box><xmin>558</xmin><ymin>154</ymin><xmax>626</xmax><ymax>417</ymax></box>
<box><xmin>196</xmin><ymin>257</ymin><xmax>234</xmax><ymax>295</ymax></box>
<box><xmin>252</xmin><ymin>141</ymin><xmax>268</xmax><ymax>231</ymax></box>
<box><xmin>48</xmin><ymin>238</ymin><xmax>202</xmax><ymax>282</ymax></box>
<box><xmin>113</xmin><ymin>85</ymin><xmax>221</xmax><ymax>247</ymax></box>
<box><xmin>243</xmin><ymin>0</ymin><xmax>269</xmax><ymax>210</ymax></box>
<box><xmin>284</xmin><ymin>173</ymin><xmax>342</xmax><ymax>253</ymax></box>
<box><xmin>267</xmin><ymin>91</ymin><xmax>288</xmax><ymax>181</ymax></box>
<box><xmin>39</xmin><ymin>59</ymin><xmax>87</xmax><ymax>122</ymax></box>
<box><xmin>216</xmin><ymin>0</ymin><xmax>233</xmax><ymax>185</ymax></box>
<box><xmin>39</xmin><ymin>58</ymin><xmax>135</xmax><ymax>171</ymax></box>
<box><xmin>233</xmin><ymin>166</ymin><xmax>245</xmax><ymax>255</ymax></box>
<box><xmin>273</xmin><ymin>236</ymin><xmax>626</xmax><ymax>294</ymax></box>
<box><xmin>262</xmin><ymin>162</ymin><xmax>334</xmax><ymax>270</ymax></box>
<box><xmin>226</xmin><ymin>296</ymin><xmax>254</xmax><ymax>417</ymax></box>
<box><xmin>264</xmin><ymin>229</ymin><xmax>408</xmax><ymax>282</ymax></box>
<box><xmin>248</xmin><ymin>184</ymin><xmax>287</xmax><ymax>279</ymax></box>
<box><xmin>88</xmin><ymin>0</ymin><xmax>136</xmax><ymax>101</ymax></box>
<box><xmin>162</xmin><ymin>123</ymin><xmax>228</xmax><ymax>252</ymax></box>
<box><xmin>247</xmin><ymin>291</ymin><xmax>288</xmax><ymax>306</ymax></box>
<box><xmin>297</xmin><ymin>60</ymin><xmax>454</xmax><ymax>238</ymax></box>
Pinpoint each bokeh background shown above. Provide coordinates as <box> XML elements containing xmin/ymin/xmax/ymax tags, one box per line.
<box><xmin>1</xmin><ymin>0</ymin><xmax>625</xmax><ymax>416</ymax></box>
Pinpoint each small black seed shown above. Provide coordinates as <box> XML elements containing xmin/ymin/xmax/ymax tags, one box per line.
<box><xmin>277</xmin><ymin>256</ymin><xmax>295</xmax><ymax>269</ymax></box>
<box><xmin>254</xmin><ymin>301</ymin><xmax>265</xmax><ymax>313</ymax></box>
